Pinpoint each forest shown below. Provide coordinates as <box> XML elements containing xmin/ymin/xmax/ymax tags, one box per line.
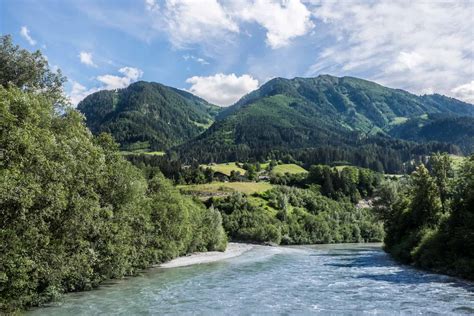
<box><xmin>0</xmin><ymin>35</ymin><xmax>226</xmax><ymax>312</ymax></box>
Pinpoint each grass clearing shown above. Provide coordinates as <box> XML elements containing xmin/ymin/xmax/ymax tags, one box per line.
<box><xmin>121</xmin><ymin>150</ymin><xmax>165</xmax><ymax>156</ymax></box>
<box><xmin>178</xmin><ymin>181</ymin><xmax>273</xmax><ymax>196</ymax></box>
<box><xmin>450</xmin><ymin>155</ymin><xmax>465</xmax><ymax>170</ymax></box>
<box><xmin>200</xmin><ymin>162</ymin><xmax>246</xmax><ymax>176</ymax></box>
<box><xmin>272</xmin><ymin>164</ymin><xmax>307</xmax><ymax>175</ymax></box>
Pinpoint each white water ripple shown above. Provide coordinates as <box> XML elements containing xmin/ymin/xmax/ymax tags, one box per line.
<box><xmin>28</xmin><ymin>244</ymin><xmax>474</xmax><ymax>315</ymax></box>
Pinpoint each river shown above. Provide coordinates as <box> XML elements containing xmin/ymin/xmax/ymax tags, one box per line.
<box><xmin>29</xmin><ymin>244</ymin><xmax>474</xmax><ymax>315</ymax></box>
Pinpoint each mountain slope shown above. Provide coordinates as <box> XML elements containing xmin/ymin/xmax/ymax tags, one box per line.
<box><xmin>218</xmin><ymin>75</ymin><xmax>474</xmax><ymax>132</ymax></box>
<box><xmin>78</xmin><ymin>81</ymin><xmax>220</xmax><ymax>150</ymax></box>
<box><xmin>176</xmin><ymin>75</ymin><xmax>474</xmax><ymax>164</ymax></box>
<box><xmin>390</xmin><ymin>114</ymin><xmax>474</xmax><ymax>153</ymax></box>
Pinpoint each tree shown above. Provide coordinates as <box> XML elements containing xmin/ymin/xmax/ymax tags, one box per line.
<box><xmin>0</xmin><ymin>35</ymin><xmax>66</xmax><ymax>104</ymax></box>
<box><xmin>430</xmin><ymin>153</ymin><xmax>453</xmax><ymax>213</ymax></box>
<box><xmin>409</xmin><ymin>164</ymin><xmax>442</xmax><ymax>228</ymax></box>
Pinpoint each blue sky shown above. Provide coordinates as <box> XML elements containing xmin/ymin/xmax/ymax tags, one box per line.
<box><xmin>1</xmin><ymin>0</ymin><xmax>473</xmax><ymax>106</ymax></box>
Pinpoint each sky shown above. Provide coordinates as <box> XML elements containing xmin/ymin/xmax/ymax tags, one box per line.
<box><xmin>1</xmin><ymin>0</ymin><xmax>473</xmax><ymax>106</ymax></box>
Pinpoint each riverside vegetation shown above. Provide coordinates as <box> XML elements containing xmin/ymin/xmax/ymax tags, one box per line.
<box><xmin>1</xmin><ymin>34</ymin><xmax>474</xmax><ymax>313</ymax></box>
<box><xmin>375</xmin><ymin>153</ymin><xmax>474</xmax><ymax>280</ymax></box>
<box><xmin>0</xmin><ymin>35</ymin><xmax>226</xmax><ymax>312</ymax></box>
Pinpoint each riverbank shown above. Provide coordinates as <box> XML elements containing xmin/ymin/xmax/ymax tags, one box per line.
<box><xmin>160</xmin><ymin>242</ymin><xmax>254</xmax><ymax>268</ymax></box>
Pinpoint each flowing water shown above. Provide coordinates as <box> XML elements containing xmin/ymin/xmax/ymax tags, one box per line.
<box><xmin>29</xmin><ymin>244</ymin><xmax>474</xmax><ymax>315</ymax></box>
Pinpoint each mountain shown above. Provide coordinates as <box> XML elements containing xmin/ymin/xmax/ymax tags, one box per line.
<box><xmin>175</xmin><ymin>75</ymin><xmax>474</xmax><ymax>167</ymax></box>
<box><xmin>218</xmin><ymin>75</ymin><xmax>474</xmax><ymax>131</ymax></box>
<box><xmin>78</xmin><ymin>81</ymin><xmax>220</xmax><ymax>150</ymax></box>
<box><xmin>389</xmin><ymin>114</ymin><xmax>474</xmax><ymax>153</ymax></box>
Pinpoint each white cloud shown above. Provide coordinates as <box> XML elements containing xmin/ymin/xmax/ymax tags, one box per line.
<box><xmin>68</xmin><ymin>81</ymin><xmax>99</xmax><ymax>106</ymax></box>
<box><xmin>20</xmin><ymin>26</ymin><xmax>36</xmax><ymax>45</ymax></box>
<box><xmin>97</xmin><ymin>67</ymin><xmax>144</xmax><ymax>90</ymax></box>
<box><xmin>186</xmin><ymin>73</ymin><xmax>259</xmax><ymax>106</ymax></box>
<box><xmin>183</xmin><ymin>54</ymin><xmax>210</xmax><ymax>65</ymax></box>
<box><xmin>162</xmin><ymin>0</ymin><xmax>239</xmax><ymax>48</ymax></box>
<box><xmin>389</xmin><ymin>51</ymin><xmax>426</xmax><ymax>72</ymax></box>
<box><xmin>234</xmin><ymin>0</ymin><xmax>314</xmax><ymax>48</ymax></box>
<box><xmin>308</xmin><ymin>0</ymin><xmax>474</xmax><ymax>103</ymax></box>
<box><xmin>145</xmin><ymin>0</ymin><xmax>159</xmax><ymax>12</ymax></box>
<box><xmin>150</xmin><ymin>0</ymin><xmax>313</xmax><ymax>50</ymax></box>
<box><xmin>69</xmin><ymin>67</ymin><xmax>144</xmax><ymax>105</ymax></box>
<box><xmin>79</xmin><ymin>51</ymin><xmax>97</xmax><ymax>67</ymax></box>
<box><xmin>451</xmin><ymin>81</ymin><xmax>474</xmax><ymax>104</ymax></box>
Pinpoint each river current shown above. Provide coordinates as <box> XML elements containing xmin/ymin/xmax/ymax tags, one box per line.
<box><xmin>29</xmin><ymin>244</ymin><xmax>474</xmax><ymax>315</ymax></box>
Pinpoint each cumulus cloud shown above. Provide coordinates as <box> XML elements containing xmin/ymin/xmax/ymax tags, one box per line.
<box><xmin>20</xmin><ymin>26</ymin><xmax>36</xmax><ymax>45</ymax></box>
<box><xmin>68</xmin><ymin>81</ymin><xmax>99</xmax><ymax>106</ymax></box>
<box><xmin>308</xmin><ymin>0</ymin><xmax>474</xmax><ymax>103</ymax></box>
<box><xmin>150</xmin><ymin>0</ymin><xmax>313</xmax><ymax>49</ymax></box>
<box><xmin>162</xmin><ymin>0</ymin><xmax>239</xmax><ymax>48</ymax></box>
<box><xmin>186</xmin><ymin>73</ymin><xmax>259</xmax><ymax>106</ymax></box>
<box><xmin>69</xmin><ymin>67</ymin><xmax>143</xmax><ymax>105</ymax></box>
<box><xmin>234</xmin><ymin>0</ymin><xmax>314</xmax><ymax>48</ymax></box>
<box><xmin>145</xmin><ymin>0</ymin><xmax>159</xmax><ymax>12</ymax></box>
<box><xmin>79</xmin><ymin>51</ymin><xmax>97</xmax><ymax>67</ymax></box>
<box><xmin>451</xmin><ymin>81</ymin><xmax>474</xmax><ymax>104</ymax></box>
<box><xmin>97</xmin><ymin>67</ymin><xmax>143</xmax><ymax>90</ymax></box>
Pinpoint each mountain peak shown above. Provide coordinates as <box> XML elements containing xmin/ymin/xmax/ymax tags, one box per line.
<box><xmin>78</xmin><ymin>81</ymin><xmax>220</xmax><ymax>151</ymax></box>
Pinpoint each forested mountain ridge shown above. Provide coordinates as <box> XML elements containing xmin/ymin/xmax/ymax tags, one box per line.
<box><xmin>175</xmin><ymin>75</ymin><xmax>473</xmax><ymax>168</ymax></box>
<box><xmin>78</xmin><ymin>81</ymin><xmax>221</xmax><ymax>150</ymax></box>
<box><xmin>218</xmin><ymin>75</ymin><xmax>474</xmax><ymax>126</ymax></box>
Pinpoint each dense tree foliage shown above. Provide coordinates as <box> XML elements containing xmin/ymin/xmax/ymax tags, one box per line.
<box><xmin>78</xmin><ymin>81</ymin><xmax>220</xmax><ymax>150</ymax></box>
<box><xmin>305</xmin><ymin>165</ymin><xmax>381</xmax><ymax>202</ymax></box>
<box><xmin>211</xmin><ymin>187</ymin><xmax>384</xmax><ymax>245</ymax></box>
<box><xmin>0</xmin><ymin>39</ymin><xmax>226</xmax><ymax>312</ymax></box>
<box><xmin>0</xmin><ymin>35</ymin><xmax>65</xmax><ymax>104</ymax></box>
<box><xmin>175</xmin><ymin>125</ymin><xmax>461</xmax><ymax>174</ymax></box>
<box><xmin>375</xmin><ymin>154</ymin><xmax>474</xmax><ymax>280</ymax></box>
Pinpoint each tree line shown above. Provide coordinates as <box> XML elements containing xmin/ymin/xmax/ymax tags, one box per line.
<box><xmin>173</xmin><ymin>138</ymin><xmax>459</xmax><ymax>174</ymax></box>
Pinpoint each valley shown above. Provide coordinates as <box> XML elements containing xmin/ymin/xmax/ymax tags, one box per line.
<box><xmin>1</xmin><ymin>25</ymin><xmax>474</xmax><ymax>314</ymax></box>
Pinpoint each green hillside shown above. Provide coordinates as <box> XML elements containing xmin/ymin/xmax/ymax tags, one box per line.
<box><xmin>176</xmin><ymin>75</ymin><xmax>473</xmax><ymax>169</ymax></box>
<box><xmin>272</xmin><ymin>164</ymin><xmax>308</xmax><ymax>175</ymax></box>
<box><xmin>78</xmin><ymin>81</ymin><xmax>220</xmax><ymax>150</ymax></box>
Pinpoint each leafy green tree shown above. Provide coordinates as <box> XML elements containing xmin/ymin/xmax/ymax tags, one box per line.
<box><xmin>0</xmin><ymin>37</ymin><xmax>227</xmax><ymax>312</ymax></box>
<box><xmin>430</xmin><ymin>152</ymin><xmax>453</xmax><ymax>212</ymax></box>
<box><xmin>409</xmin><ymin>164</ymin><xmax>442</xmax><ymax>228</ymax></box>
<box><xmin>378</xmin><ymin>155</ymin><xmax>474</xmax><ymax>279</ymax></box>
<box><xmin>0</xmin><ymin>35</ymin><xmax>65</xmax><ymax>104</ymax></box>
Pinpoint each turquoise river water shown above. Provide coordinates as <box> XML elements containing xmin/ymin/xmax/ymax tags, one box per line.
<box><xmin>29</xmin><ymin>244</ymin><xmax>474</xmax><ymax>315</ymax></box>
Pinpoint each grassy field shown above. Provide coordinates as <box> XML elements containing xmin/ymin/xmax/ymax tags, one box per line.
<box><xmin>120</xmin><ymin>150</ymin><xmax>166</xmax><ymax>156</ymax></box>
<box><xmin>271</xmin><ymin>164</ymin><xmax>308</xmax><ymax>175</ymax></box>
<box><xmin>450</xmin><ymin>154</ymin><xmax>466</xmax><ymax>169</ymax></box>
<box><xmin>178</xmin><ymin>181</ymin><xmax>273</xmax><ymax>196</ymax></box>
<box><xmin>200</xmin><ymin>162</ymin><xmax>246</xmax><ymax>176</ymax></box>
